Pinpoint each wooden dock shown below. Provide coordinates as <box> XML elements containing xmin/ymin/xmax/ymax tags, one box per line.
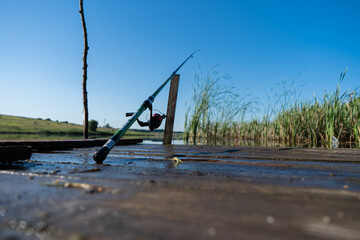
<box><xmin>0</xmin><ymin>144</ymin><xmax>360</xmax><ymax>239</ymax></box>
<box><xmin>0</xmin><ymin>138</ymin><xmax>142</xmax><ymax>151</ymax></box>
<box><xmin>0</xmin><ymin>138</ymin><xmax>142</xmax><ymax>162</ymax></box>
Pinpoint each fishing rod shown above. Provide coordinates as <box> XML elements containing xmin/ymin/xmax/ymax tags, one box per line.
<box><xmin>93</xmin><ymin>50</ymin><xmax>199</xmax><ymax>163</ymax></box>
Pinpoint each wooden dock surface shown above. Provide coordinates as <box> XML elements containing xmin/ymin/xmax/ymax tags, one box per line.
<box><xmin>0</xmin><ymin>138</ymin><xmax>142</xmax><ymax>162</ymax></box>
<box><xmin>1</xmin><ymin>144</ymin><xmax>360</xmax><ymax>239</ymax></box>
<box><xmin>0</xmin><ymin>138</ymin><xmax>142</xmax><ymax>151</ymax></box>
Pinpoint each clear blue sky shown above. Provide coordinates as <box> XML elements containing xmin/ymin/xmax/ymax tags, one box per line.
<box><xmin>1</xmin><ymin>0</ymin><xmax>359</xmax><ymax>131</ymax></box>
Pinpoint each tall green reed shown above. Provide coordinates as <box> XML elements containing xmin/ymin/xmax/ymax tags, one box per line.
<box><xmin>184</xmin><ymin>66</ymin><xmax>256</xmax><ymax>144</ymax></box>
<box><xmin>267</xmin><ymin>68</ymin><xmax>359</xmax><ymax>147</ymax></box>
<box><xmin>185</xmin><ymin>67</ymin><xmax>359</xmax><ymax>148</ymax></box>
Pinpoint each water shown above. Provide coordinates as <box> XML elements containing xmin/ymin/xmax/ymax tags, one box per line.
<box><xmin>142</xmin><ymin>139</ymin><xmax>184</xmax><ymax>145</ymax></box>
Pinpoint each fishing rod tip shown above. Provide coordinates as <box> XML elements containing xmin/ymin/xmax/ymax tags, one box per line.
<box><xmin>191</xmin><ymin>49</ymin><xmax>200</xmax><ymax>58</ymax></box>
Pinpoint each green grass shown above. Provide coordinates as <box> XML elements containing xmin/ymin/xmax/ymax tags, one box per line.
<box><xmin>185</xmin><ymin>68</ymin><xmax>360</xmax><ymax>148</ymax></box>
<box><xmin>0</xmin><ymin>115</ymin><xmax>84</xmax><ymax>134</ymax></box>
<box><xmin>0</xmin><ymin>114</ymin><xmax>179</xmax><ymax>140</ymax></box>
<box><xmin>254</xmin><ymin>69</ymin><xmax>360</xmax><ymax>148</ymax></box>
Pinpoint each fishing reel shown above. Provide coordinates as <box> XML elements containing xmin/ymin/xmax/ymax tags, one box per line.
<box><xmin>126</xmin><ymin>104</ymin><xmax>166</xmax><ymax>131</ymax></box>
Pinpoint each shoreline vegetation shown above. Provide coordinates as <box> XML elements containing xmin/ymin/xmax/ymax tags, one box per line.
<box><xmin>2</xmin><ymin>69</ymin><xmax>359</xmax><ymax>148</ymax></box>
<box><xmin>184</xmin><ymin>68</ymin><xmax>360</xmax><ymax>148</ymax></box>
<box><xmin>0</xmin><ymin>114</ymin><xmax>180</xmax><ymax>140</ymax></box>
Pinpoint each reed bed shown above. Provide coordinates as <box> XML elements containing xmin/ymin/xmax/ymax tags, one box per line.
<box><xmin>183</xmin><ymin>67</ymin><xmax>256</xmax><ymax>144</ymax></box>
<box><xmin>184</xmin><ymin>68</ymin><xmax>360</xmax><ymax>148</ymax></box>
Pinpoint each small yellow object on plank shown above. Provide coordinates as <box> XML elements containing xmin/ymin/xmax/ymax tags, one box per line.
<box><xmin>172</xmin><ymin>157</ymin><xmax>183</xmax><ymax>166</ymax></box>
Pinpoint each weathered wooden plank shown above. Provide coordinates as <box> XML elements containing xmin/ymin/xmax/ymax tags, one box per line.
<box><xmin>0</xmin><ymin>145</ymin><xmax>32</xmax><ymax>162</ymax></box>
<box><xmin>0</xmin><ymin>138</ymin><xmax>142</xmax><ymax>151</ymax></box>
<box><xmin>1</xmin><ymin>153</ymin><xmax>360</xmax><ymax>239</ymax></box>
<box><xmin>104</xmin><ymin>144</ymin><xmax>360</xmax><ymax>163</ymax></box>
<box><xmin>1</xmin><ymin>144</ymin><xmax>360</xmax><ymax>239</ymax></box>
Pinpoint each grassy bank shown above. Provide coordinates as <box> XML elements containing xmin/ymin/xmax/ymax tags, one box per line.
<box><xmin>0</xmin><ymin>114</ymin><xmax>176</xmax><ymax>140</ymax></box>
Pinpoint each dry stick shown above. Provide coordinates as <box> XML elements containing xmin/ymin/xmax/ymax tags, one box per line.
<box><xmin>79</xmin><ymin>0</ymin><xmax>89</xmax><ymax>139</ymax></box>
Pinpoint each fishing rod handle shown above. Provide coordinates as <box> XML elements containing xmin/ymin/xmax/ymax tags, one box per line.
<box><xmin>93</xmin><ymin>146</ymin><xmax>110</xmax><ymax>163</ymax></box>
<box><xmin>93</xmin><ymin>138</ymin><xmax>116</xmax><ymax>163</ymax></box>
<box><xmin>93</xmin><ymin>107</ymin><xmax>144</xmax><ymax>164</ymax></box>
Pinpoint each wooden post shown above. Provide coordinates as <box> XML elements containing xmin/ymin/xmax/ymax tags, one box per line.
<box><xmin>163</xmin><ymin>74</ymin><xmax>180</xmax><ymax>145</ymax></box>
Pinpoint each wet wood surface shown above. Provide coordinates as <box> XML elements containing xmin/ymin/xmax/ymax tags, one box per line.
<box><xmin>0</xmin><ymin>138</ymin><xmax>142</xmax><ymax>152</ymax></box>
<box><xmin>0</xmin><ymin>146</ymin><xmax>33</xmax><ymax>162</ymax></box>
<box><xmin>0</xmin><ymin>144</ymin><xmax>360</xmax><ymax>239</ymax></box>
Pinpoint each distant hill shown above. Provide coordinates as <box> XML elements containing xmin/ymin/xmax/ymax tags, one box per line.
<box><xmin>0</xmin><ymin>114</ymin><xmax>182</xmax><ymax>140</ymax></box>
